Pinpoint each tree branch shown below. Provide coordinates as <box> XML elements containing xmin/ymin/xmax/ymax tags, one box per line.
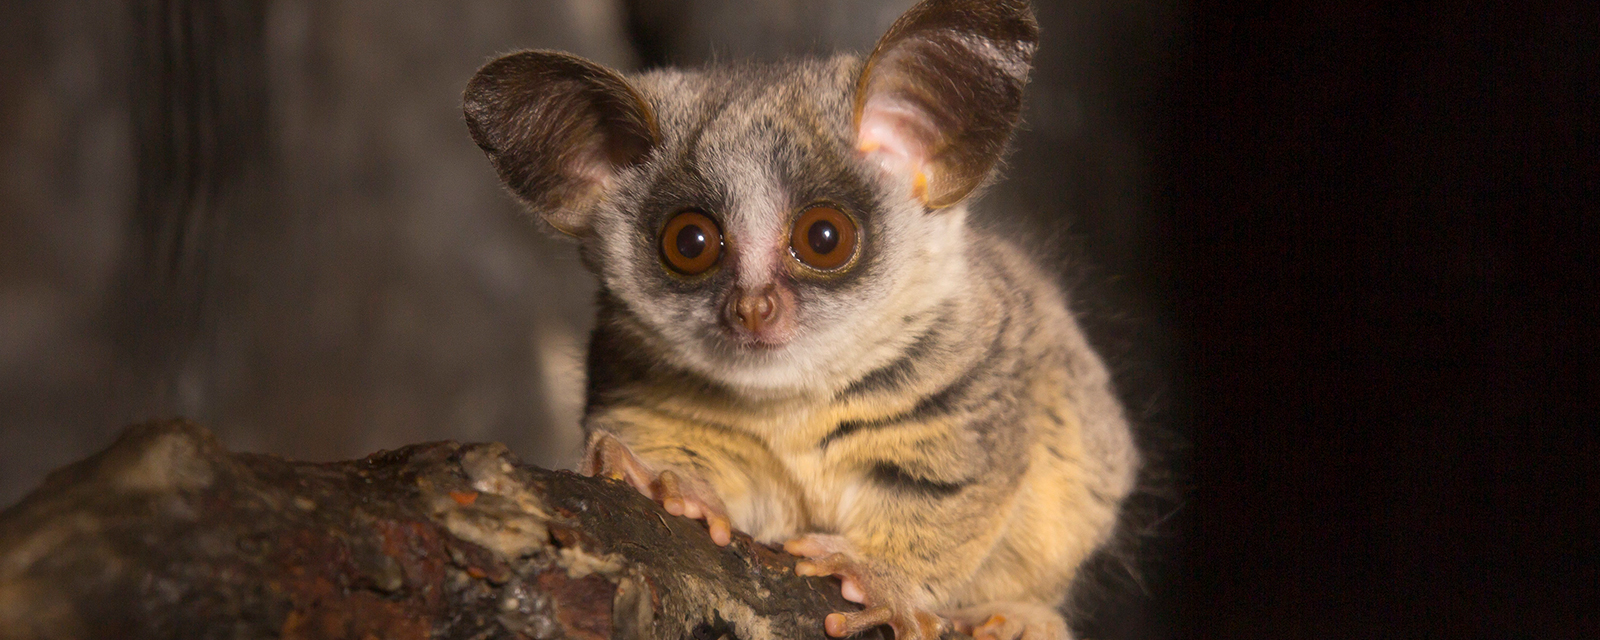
<box><xmin>0</xmin><ymin>420</ymin><xmax>891</xmax><ymax>640</ymax></box>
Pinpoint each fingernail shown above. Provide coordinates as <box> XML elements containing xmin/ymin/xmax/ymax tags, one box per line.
<box><xmin>825</xmin><ymin>613</ymin><xmax>847</xmax><ymax>637</ymax></box>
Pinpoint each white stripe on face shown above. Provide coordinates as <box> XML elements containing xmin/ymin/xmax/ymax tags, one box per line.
<box><xmin>717</xmin><ymin>149</ymin><xmax>790</xmax><ymax>292</ymax></box>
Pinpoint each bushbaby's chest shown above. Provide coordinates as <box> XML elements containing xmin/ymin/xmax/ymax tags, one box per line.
<box><xmin>717</xmin><ymin>409</ymin><xmax>871</xmax><ymax>533</ymax></box>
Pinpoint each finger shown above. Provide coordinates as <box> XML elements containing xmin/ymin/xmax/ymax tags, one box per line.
<box><xmin>586</xmin><ymin>433</ymin><xmax>637</xmax><ymax>482</ymax></box>
<box><xmin>840</xmin><ymin>578</ymin><xmax>866</xmax><ymax>603</ymax></box>
<box><xmin>794</xmin><ymin>553</ymin><xmax>848</xmax><ymax>577</ymax></box>
<box><xmin>709</xmin><ymin>515</ymin><xmax>732</xmax><ymax>546</ymax></box>
<box><xmin>656</xmin><ymin>470</ymin><xmax>686</xmax><ymax>515</ymax></box>
<box><xmin>578</xmin><ymin>432</ymin><xmax>613</xmax><ymax>477</ymax></box>
<box><xmin>826</xmin><ymin>606</ymin><xmax>893</xmax><ymax>637</ymax></box>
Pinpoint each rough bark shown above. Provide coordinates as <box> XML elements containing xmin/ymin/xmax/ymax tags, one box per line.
<box><xmin>0</xmin><ymin>420</ymin><xmax>890</xmax><ymax>640</ymax></box>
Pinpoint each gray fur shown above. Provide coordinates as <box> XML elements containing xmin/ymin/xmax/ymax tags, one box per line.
<box><xmin>464</xmin><ymin>1</ymin><xmax>1137</xmax><ymax>636</ymax></box>
<box><xmin>583</xmin><ymin>57</ymin><xmax>968</xmax><ymax>395</ymax></box>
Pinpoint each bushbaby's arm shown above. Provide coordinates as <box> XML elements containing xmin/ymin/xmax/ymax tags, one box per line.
<box><xmin>583</xmin><ymin>406</ymin><xmax>810</xmax><ymax>546</ymax></box>
<box><xmin>790</xmin><ymin>424</ymin><xmax>1026</xmax><ymax>640</ymax></box>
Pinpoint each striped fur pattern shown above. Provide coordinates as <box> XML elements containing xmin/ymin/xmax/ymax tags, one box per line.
<box><xmin>464</xmin><ymin>1</ymin><xmax>1137</xmax><ymax>637</ymax></box>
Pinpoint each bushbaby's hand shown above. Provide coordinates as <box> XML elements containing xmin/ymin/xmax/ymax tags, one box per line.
<box><xmin>946</xmin><ymin>602</ymin><xmax>1072</xmax><ymax>640</ymax></box>
<box><xmin>581</xmin><ymin>431</ymin><xmax>734</xmax><ymax>545</ymax></box>
<box><xmin>786</xmin><ymin>533</ymin><xmax>946</xmax><ymax>640</ymax></box>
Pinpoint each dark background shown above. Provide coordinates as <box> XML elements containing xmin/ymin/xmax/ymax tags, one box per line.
<box><xmin>1176</xmin><ymin>1</ymin><xmax>1598</xmax><ymax>637</ymax></box>
<box><xmin>2</xmin><ymin>0</ymin><xmax>1596</xmax><ymax>638</ymax></box>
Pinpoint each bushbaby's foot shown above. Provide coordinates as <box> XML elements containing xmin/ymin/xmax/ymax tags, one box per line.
<box><xmin>946</xmin><ymin>602</ymin><xmax>1072</xmax><ymax>640</ymax></box>
<box><xmin>580</xmin><ymin>430</ymin><xmax>733</xmax><ymax>545</ymax></box>
<box><xmin>785</xmin><ymin>533</ymin><xmax>945</xmax><ymax>640</ymax></box>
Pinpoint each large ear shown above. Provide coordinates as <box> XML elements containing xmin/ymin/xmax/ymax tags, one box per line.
<box><xmin>464</xmin><ymin>51</ymin><xmax>657</xmax><ymax>236</ymax></box>
<box><xmin>855</xmin><ymin>0</ymin><xmax>1038</xmax><ymax>208</ymax></box>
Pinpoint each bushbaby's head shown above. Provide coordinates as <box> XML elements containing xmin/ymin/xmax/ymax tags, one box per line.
<box><xmin>465</xmin><ymin>0</ymin><xmax>1036</xmax><ymax>393</ymax></box>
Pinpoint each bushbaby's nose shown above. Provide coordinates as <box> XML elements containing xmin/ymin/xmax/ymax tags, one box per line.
<box><xmin>729</xmin><ymin>283</ymin><xmax>780</xmax><ymax>334</ymax></box>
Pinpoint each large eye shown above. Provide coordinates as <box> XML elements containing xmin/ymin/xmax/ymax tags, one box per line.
<box><xmin>789</xmin><ymin>206</ymin><xmax>858</xmax><ymax>271</ymax></box>
<box><xmin>661</xmin><ymin>210</ymin><xmax>722</xmax><ymax>275</ymax></box>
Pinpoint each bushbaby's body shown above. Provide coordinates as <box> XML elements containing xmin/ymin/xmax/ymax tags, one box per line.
<box><xmin>584</xmin><ymin>223</ymin><xmax>1134</xmax><ymax>612</ymax></box>
<box><xmin>464</xmin><ymin>2</ymin><xmax>1137</xmax><ymax>638</ymax></box>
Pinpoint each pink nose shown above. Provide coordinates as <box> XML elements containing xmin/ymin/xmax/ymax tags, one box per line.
<box><xmin>728</xmin><ymin>284</ymin><xmax>781</xmax><ymax>334</ymax></box>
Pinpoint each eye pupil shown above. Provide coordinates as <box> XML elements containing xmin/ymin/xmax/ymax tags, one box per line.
<box><xmin>661</xmin><ymin>210</ymin><xmax>721</xmax><ymax>275</ymax></box>
<box><xmin>789</xmin><ymin>206</ymin><xmax>857</xmax><ymax>271</ymax></box>
<box><xmin>676</xmin><ymin>224</ymin><xmax>707</xmax><ymax>259</ymax></box>
<box><xmin>807</xmin><ymin>220</ymin><xmax>839</xmax><ymax>256</ymax></box>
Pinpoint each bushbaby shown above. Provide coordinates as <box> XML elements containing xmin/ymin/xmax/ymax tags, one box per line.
<box><xmin>463</xmin><ymin>1</ymin><xmax>1138</xmax><ymax>638</ymax></box>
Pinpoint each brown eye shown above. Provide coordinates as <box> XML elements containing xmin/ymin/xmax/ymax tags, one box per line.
<box><xmin>790</xmin><ymin>206</ymin><xmax>858</xmax><ymax>271</ymax></box>
<box><xmin>661</xmin><ymin>210</ymin><xmax>722</xmax><ymax>275</ymax></box>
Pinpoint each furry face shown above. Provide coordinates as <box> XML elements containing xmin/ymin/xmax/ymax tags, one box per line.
<box><xmin>464</xmin><ymin>0</ymin><xmax>1035</xmax><ymax>398</ymax></box>
<box><xmin>579</xmin><ymin>59</ymin><xmax>970</xmax><ymax>394</ymax></box>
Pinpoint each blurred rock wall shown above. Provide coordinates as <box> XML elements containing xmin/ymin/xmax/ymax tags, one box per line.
<box><xmin>0</xmin><ymin>7</ymin><xmax>1175</xmax><ymax>634</ymax></box>
<box><xmin>1</xmin><ymin>0</ymin><xmax>638</xmax><ymax>503</ymax></box>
